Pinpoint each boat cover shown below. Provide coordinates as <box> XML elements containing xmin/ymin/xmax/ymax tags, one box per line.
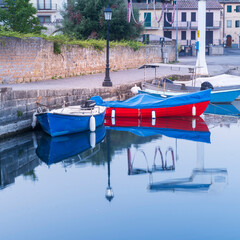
<box><xmin>91</xmin><ymin>90</ymin><xmax>211</xmax><ymax>109</ymax></box>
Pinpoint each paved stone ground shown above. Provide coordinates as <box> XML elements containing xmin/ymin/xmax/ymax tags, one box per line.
<box><xmin>2</xmin><ymin>49</ymin><xmax>240</xmax><ymax>91</ymax></box>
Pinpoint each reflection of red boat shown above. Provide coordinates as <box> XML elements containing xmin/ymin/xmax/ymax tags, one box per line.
<box><xmin>105</xmin><ymin>117</ymin><xmax>209</xmax><ymax>132</ymax></box>
<box><xmin>105</xmin><ymin>117</ymin><xmax>210</xmax><ymax>143</ymax></box>
<box><xmin>91</xmin><ymin>91</ymin><xmax>210</xmax><ymax>118</ymax></box>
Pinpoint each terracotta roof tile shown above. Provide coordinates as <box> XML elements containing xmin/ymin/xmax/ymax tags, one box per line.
<box><xmin>134</xmin><ymin>0</ymin><xmax>223</xmax><ymax>10</ymax></box>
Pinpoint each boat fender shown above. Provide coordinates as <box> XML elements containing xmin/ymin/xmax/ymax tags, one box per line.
<box><xmin>192</xmin><ymin>105</ymin><xmax>196</xmax><ymax>116</ymax></box>
<box><xmin>192</xmin><ymin>119</ymin><xmax>196</xmax><ymax>129</ymax></box>
<box><xmin>31</xmin><ymin>111</ymin><xmax>37</xmax><ymax>129</ymax></box>
<box><xmin>90</xmin><ymin>115</ymin><xmax>96</xmax><ymax>132</ymax></box>
<box><xmin>111</xmin><ymin>109</ymin><xmax>115</xmax><ymax>118</ymax></box>
<box><xmin>152</xmin><ymin>118</ymin><xmax>156</xmax><ymax>126</ymax></box>
<box><xmin>131</xmin><ymin>84</ymin><xmax>141</xmax><ymax>94</ymax></box>
<box><xmin>112</xmin><ymin>117</ymin><xmax>115</xmax><ymax>126</ymax></box>
<box><xmin>90</xmin><ymin>132</ymin><xmax>96</xmax><ymax>148</ymax></box>
<box><xmin>152</xmin><ymin>110</ymin><xmax>156</xmax><ymax>119</ymax></box>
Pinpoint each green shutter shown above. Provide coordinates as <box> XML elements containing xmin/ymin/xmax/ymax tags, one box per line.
<box><xmin>144</xmin><ymin>13</ymin><xmax>151</xmax><ymax>27</ymax></box>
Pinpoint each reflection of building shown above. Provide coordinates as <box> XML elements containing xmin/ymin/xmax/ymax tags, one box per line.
<box><xmin>219</xmin><ymin>0</ymin><xmax>240</xmax><ymax>48</ymax></box>
<box><xmin>0</xmin><ymin>133</ymin><xmax>41</xmax><ymax>190</ymax></box>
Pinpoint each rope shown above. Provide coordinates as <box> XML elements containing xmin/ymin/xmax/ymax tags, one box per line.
<box><xmin>127</xmin><ymin>1</ymin><xmax>132</xmax><ymax>23</ymax></box>
<box><xmin>153</xmin><ymin>1</ymin><xmax>165</xmax><ymax>23</ymax></box>
<box><xmin>165</xmin><ymin>3</ymin><xmax>176</xmax><ymax>25</ymax></box>
<box><xmin>130</xmin><ymin>0</ymin><xmax>150</xmax><ymax>25</ymax></box>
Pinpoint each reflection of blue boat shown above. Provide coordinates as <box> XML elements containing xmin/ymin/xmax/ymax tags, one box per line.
<box><xmin>36</xmin><ymin>103</ymin><xmax>106</xmax><ymax>137</ymax></box>
<box><xmin>36</xmin><ymin>124</ymin><xmax>106</xmax><ymax>165</ymax></box>
<box><xmin>149</xmin><ymin>168</ymin><xmax>228</xmax><ymax>192</ymax></box>
<box><xmin>204</xmin><ymin>103</ymin><xmax>240</xmax><ymax>116</ymax></box>
<box><xmin>105</xmin><ymin>117</ymin><xmax>211</xmax><ymax>143</ymax></box>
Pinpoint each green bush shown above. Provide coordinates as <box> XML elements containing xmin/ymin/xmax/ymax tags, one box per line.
<box><xmin>0</xmin><ymin>29</ymin><xmax>144</xmax><ymax>51</ymax></box>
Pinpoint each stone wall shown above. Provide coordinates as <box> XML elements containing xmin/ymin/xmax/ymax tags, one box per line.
<box><xmin>0</xmin><ymin>131</ymin><xmax>41</xmax><ymax>189</ymax></box>
<box><xmin>0</xmin><ymin>37</ymin><xmax>176</xmax><ymax>84</ymax></box>
<box><xmin>209</xmin><ymin>44</ymin><xmax>224</xmax><ymax>55</ymax></box>
<box><xmin>0</xmin><ymin>83</ymin><xmax>139</xmax><ymax>138</ymax></box>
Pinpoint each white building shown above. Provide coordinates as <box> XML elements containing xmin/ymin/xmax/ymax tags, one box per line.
<box><xmin>30</xmin><ymin>0</ymin><xmax>67</xmax><ymax>34</ymax></box>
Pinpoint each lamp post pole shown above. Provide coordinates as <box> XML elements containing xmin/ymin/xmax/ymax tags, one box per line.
<box><xmin>102</xmin><ymin>6</ymin><xmax>112</xmax><ymax>87</ymax></box>
<box><xmin>105</xmin><ymin>130</ymin><xmax>114</xmax><ymax>202</ymax></box>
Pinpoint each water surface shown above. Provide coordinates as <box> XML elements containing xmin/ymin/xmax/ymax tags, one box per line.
<box><xmin>0</xmin><ymin>112</ymin><xmax>240</xmax><ymax>240</ymax></box>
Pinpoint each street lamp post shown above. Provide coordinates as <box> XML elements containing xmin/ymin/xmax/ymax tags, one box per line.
<box><xmin>102</xmin><ymin>6</ymin><xmax>113</xmax><ymax>87</ymax></box>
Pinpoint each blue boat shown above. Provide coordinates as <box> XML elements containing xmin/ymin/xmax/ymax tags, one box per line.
<box><xmin>36</xmin><ymin>101</ymin><xmax>106</xmax><ymax>137</ymax></box>
<box><xmin>204</xmin><ymin>103</ymin><xmax>240</xmax><ymax>116</ymax></box>
<box><xmin>141</xmin><ymin>81</ymin><xmax>240</xmax><ymax>103</ymax></box>
<box><xmin>36</xmin><ymin>124</ymin><xmax>106</xmax><ymax>165</ymax></box>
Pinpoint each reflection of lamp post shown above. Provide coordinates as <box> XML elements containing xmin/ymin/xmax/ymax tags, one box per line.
<box><xmin>105</xmin><ymin>130</ymin><xmax>114</xmax><ymax>201</ymax></box>
<box><xmin>102</xmin><ymin>6</ymin><xmax>113</xmax><ymax>87</ymax></box>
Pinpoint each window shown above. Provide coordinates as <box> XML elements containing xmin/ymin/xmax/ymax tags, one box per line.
<box><xmin>236</xmin><ymin>6</ymin><xmax>240</xmax><ymax>12</ymax></box>
<box><xmin>227</xmin><ymin>5</ymin><xmax>232</xmax><ymax>12</ymax></box>
<box><xmin>164</xmin><ymin>31</ymin><xmax>172</xmax><ymax>39</ymax></box>
<box><xmin>38</xmin><ymin>16</ymin><xmax>51</xmax><ymax>23</ymax></box>
<box><xmin>37</xmin><ymin>0</ymin><xmax>52</xmax><ymax>10</ymax></box>
<box><xmin>191</xmin><ymin>31</ymin><xmax>196</xmax><ymax>40</ymax></box>
<box><xmin>164</xmin><ymin>13</ymin><xmax>172</xmax><ymax>27</ymax></box>
<box><xmin>191</xmin><ymin>12</ymin><xmax>196</xmax><ymax>22</ymax></box>
<box><xmin>227</xmin><ymin>20</ymin><xmax>232</xmax><ymax>28</ymax></box>
<box><xmin>182</xmin><ymin>12</ymin><xmax>186</xmax><ymax>22</ymax></box>
<box><xmin>236</xmin><ymin>20</ymin><xmax>240</xmax><ymax>28</ymax></box>
<box><xmin>181</xmin><ymin>31</ymin><xmax>186</xmax><ymax>40</ymax></box>
<box><xmin>144</xmin><ymin>13</ymin><xmax>151</xmax><ymax>27</ymax></box>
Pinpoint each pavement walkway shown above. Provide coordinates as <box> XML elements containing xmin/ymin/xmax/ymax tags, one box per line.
<box><xmin>2</xmin><ymin>51</ymin><xmax>240</xmax><ymax>91</ymax></box>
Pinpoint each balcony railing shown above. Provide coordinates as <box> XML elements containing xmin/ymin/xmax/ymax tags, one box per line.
<box><xmin>162</xmin><ymin>21</ymin><xmax>221</xmax><ymax>29</ymax></box>
<box><xmin>144</xmin><ymin>21</ymin><xmax>160</xmax><ymax>29</ymax></box>
<box><xmin>164</xmin><ymin>21</ymin><xmax>189</xmax><ymax>29</ymax></box>
<box><xmin>190</xmin><ymin>21</ymin><xmax>221</xmax><ymax>29</ymax></box>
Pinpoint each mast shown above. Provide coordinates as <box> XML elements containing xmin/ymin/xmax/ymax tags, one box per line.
<box><xmin>196</xmin><ymin>0</ymin><xmax>209</xmax><ymax>76</ymax></box>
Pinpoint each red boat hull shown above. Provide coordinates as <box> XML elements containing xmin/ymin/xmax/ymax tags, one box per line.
<box><xmin>105</xmin><ymin>101</ymin><xmax>210</xmax><ymax>118</ymax></box>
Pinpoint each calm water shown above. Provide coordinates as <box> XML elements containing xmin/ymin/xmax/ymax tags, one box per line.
<box><xmin>0</xmin><ymin>106</ymin><xmax>240</xmax><ymax>239</ymax></box>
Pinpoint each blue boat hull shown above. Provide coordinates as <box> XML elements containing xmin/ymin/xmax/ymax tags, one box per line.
<box><xmin>36</xmin><ymin>111</ymin><xmax>105</xmax><ymax>137</ymax></box>
<box><xmin>139</xmin><ymin>88</ymin><xmax>240</xmax><ymax>103</ymax></box>
<box><xmin>205</xmin><ymin>103</ymin><xmax>240</xmax><ymax>116</ymax></box>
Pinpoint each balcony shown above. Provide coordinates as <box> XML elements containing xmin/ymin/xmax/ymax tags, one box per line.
<box><xmin>144</xmin><ymin>21</ymin><xmax>160</xmax><ymax>30</ymax></box>
<box><xmin>163</xmin><ymin>21</ymin><xmax>189</xmax><ymax>30</ymax></box>
<box><xmin>190</xmin><ymin>21</ymin><xmax>221</xmax><ymax>29</ymax></box>
<box><xmin>206</xmin><ymin>21</ymin><xmax>221</xmax><ymax>29</ymax></box>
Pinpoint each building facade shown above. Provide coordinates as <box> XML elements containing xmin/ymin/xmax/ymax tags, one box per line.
<box><xmin>219</xmin><ymin>0</ymin><xmax>240</xmax><ymax>47</ymax></box>
<box><xmin>133</xmin><ymin>0</ymin><xmax>223</xmax><ymax>53</ymax></box>
<box><xmin>30</xmin><ymin>0</ymin><xmax>67</xmax><ymax>34</ymax></box>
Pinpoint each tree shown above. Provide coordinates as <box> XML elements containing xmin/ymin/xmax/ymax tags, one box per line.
<box><xmin>0</xmin><ymin>0</ymin><xmax>45</xmax><ymax>34</ymax></box>
<box><xmin>61</xmin><ymin>0</ymin><xmax>143</xmax><ymax>41</ymax></box>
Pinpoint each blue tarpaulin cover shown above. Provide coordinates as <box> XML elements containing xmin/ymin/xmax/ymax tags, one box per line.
<box><xmin>91</xmin><ymin>90</ymin><xmax>211</xmax><ymax>109</ymax></box>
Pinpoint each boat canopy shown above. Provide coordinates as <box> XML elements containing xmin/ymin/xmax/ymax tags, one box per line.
<box><xmin>91</xmin><ymin>90</ymin><xmax>211</xmax><ymax>109</ymax></box>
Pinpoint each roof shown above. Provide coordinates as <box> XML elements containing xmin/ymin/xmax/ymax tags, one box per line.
<box><xmin>134</xmin><ymin>0</ymin><xmax>223</xmax><ymax>10</ymax></box>
<box><xmin>219</xmin><ymin>0</ymin><xmax>240</xmax><ymax>3</ymax></box>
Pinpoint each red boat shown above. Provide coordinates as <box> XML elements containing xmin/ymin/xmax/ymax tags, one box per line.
<box><xmin>91</xmin><ymin>90</ymin><xmax>211</xmax><ymax>118</ymax></box>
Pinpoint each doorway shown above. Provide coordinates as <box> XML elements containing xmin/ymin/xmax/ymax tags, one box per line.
<box><xmin>226</xmin><ymin>35</ymin><xmax>232</xmax><ymax>47</ymax></box>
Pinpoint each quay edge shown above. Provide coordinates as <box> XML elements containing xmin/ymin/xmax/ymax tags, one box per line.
<box><xmin>0</xmin><ymin>83</ymin><xmax>140</xmax><ymax>139</ymax></box>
